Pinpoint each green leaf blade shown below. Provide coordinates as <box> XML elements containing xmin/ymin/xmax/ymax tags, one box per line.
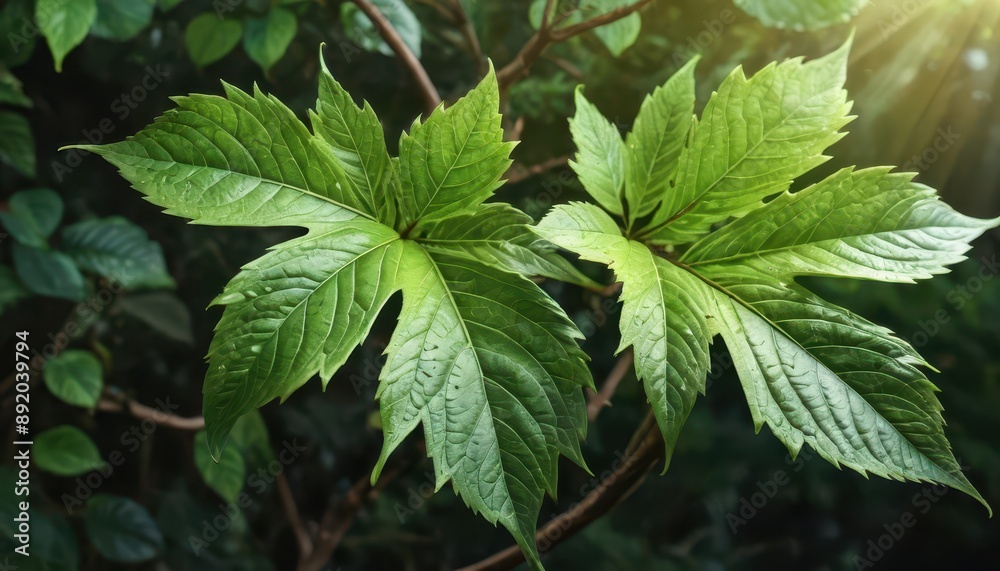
<box><xmin>569</xmin><ymin>87</ymin><xmax>625</xmax><ymax>216</ymax></box>
<box><xmin>534</xmin><ymin>202</ymin><xmax>716</xmax><ymax>464</ymax></box>
<box><xmin>708</xmin><ymin>276</ymin><xmax>989</xmax><ymax>512</ymax></box>
<box><xmin>624</xmin><ymin>57</ymin><xmax>698</xmax><ymax>222</ymax></box>
<box><xmin>84</xmin><ymin>494</ymin><xmax>164</xmax><ymax>563</ymax></box>
<box><xmin>71</xmin><ymin>83</ymin><xmax>371</xmax><ymax>227</ymax></box>
<box><xmin>375</xmin><ymin>244</ymin><xmax>591</xmax><ymax>569</ymax></box>
<box><xmin>244</xmin><ymin>8</ymin><xmax>298</xmax><ymax>71</ymax></box>
<box><xmin>684</xmin><ymin>167</ymin><xmax>1000</xmax><ymax>282</ymax></box>
<box><xmin>398</xmin><ymin>65</ymin><xmax>514</xmax><ymax>228</ymax></box>
<box><xmin>0</xmin><ymin>188</ymin><xmax>63</xmax><ymax>248</ymax></box>
<box><xmin>12</xmin><ymin>243</ymin><xmax>87</xmax><ymax>301</ymax></box>
<box><xmin>312</xmin><ymin>55</ymin><xmax>396</xmax><ymax>226</ymax></box>
<box><xmin>37</xmin><ymin>0</ymin><xmax>97</xmax><ymax>72</ymax></box>
<box><xmin>185</xmin><ymin>12</ymin><xmax>243</xmax><ymax>68</ymax></box>
<box><xmin>63</xmin><ymin>216</ymin><xmax>174</xmax><ymax>289</ymax></box>
<box><xmin>0</xmin><ymin>110</ymin><xmax>36</xmax><ymax>177</ymax></box>
<box><xmin>35</xmin><ymin>425</ymin><xmax>107</xmax><ymax>476</ymax></box>
<box><xmin>644</xmin><ymin>38</ymin><xmax>854</xmax><ymax>245</ymax></box>
<box><xmin>203</xmin><ymin>220</ymin><xmax>404</xmax><ymax>458</ymax></box>
<box><xmin>44</xmin><ymin>350</ymin><xmax>104</xmax><ymax>408</ymax></box>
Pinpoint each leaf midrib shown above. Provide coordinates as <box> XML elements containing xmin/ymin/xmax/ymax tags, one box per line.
<box><xmin>128</xmin><ymin>151</ymin><xmax>378</xmax><ymax>223</ymax></box>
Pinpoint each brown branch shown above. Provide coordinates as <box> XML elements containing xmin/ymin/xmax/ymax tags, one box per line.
<box><xmin>350</xmin><ymin>0</ymin><xmax>441</xmax><ymax>114</ymax></box>
<box><xmin>297</xmin><ymin>462</ymin><xmax>406</xmax><ymax>571</ymax></box>
<box><xmin>504</xmin><ymin>155</ymin><xmax>569</xmax><ymax>184</ymax></box>
<box><xmin>586</xmin><ymin>350</ymin><xmax>634</xmax><ymax>422</ymax></box>
<box><xmin>456</xmin><ymin>421</ymin><xmax>664</xmax><ymax>571</ymax></box>
<box><xmin>278</xmin><ymin>473</ymin><xmax>314</xmax><ymax>557</ymax></box>
<box><xmin>447</xmin><ymin>0</ymin><xmax>486</xmax><ymax>75</ymax></box>
<box><xmin>496</xmin><ymin>0</ymin><xmax>655</xmax><ymax>91</ymax></box>
<box><xmin>96</xmin><ymin>389</ymin><xmax>205</xmax><ymax>431</ymax></box>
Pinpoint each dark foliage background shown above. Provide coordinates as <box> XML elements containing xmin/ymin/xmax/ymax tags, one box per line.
<box><xmin>2</xmin><ymin>0</ymin><xmax>998</xmax><ymax>569</ymax></box>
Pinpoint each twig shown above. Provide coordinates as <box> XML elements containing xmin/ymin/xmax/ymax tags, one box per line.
<box><xmin>456</xmin><ymin>419</ymin><xmax>664</xmax><ymax>571</ymax></box>
<box><xmin>587</xmin><ymin>350</ymin><xmax>634</xmax><ymax>422</ymax></box>
<box><xmin>447</xmin><ymin>0</ymin><xmax>485</xmax><ymax>74</ymax></box>
<box><xmin>97</xmin><ymin>389</ymin><xmax>205</xmax><ymax>431</ymax></box>
<box><xmin>350</xmin><ymin>0</ymin><xmax>441</xmax><ymax>113</ymax></box>
<box><xmin>496</xmin><ymin>0</ymin><xmax>655</xmax><ymax>91</ymax></box>
<box><xmin>297</xmin><ymin>462</ymin><xmax>406</xmax><ymax>571</ymax></box>
<box><xmin>542</xmin><ymin>54</ymin><xmax>584</xmax><ymax>80</ymax></box>
<box><xmin>505</xmin><ymin>155</ymin><xmax>569</xmax><ymax>184</ymax></box>
<box><xmin>278</xmin><ymin>473</ymin><xmax>314</xmax><ymax>557</ymax></box>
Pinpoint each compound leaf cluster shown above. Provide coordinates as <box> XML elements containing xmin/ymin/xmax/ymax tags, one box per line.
<box><xmin>534</xmin><ymin>38</ymin><xmax>997</xmax><ymax>512</ymax></box>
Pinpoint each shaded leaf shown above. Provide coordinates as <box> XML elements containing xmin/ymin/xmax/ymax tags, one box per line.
<box><xmin>37</xmin><ymin>0</ymin><xmax>97</xmax><ymax>71</ymax></box>
<box><xmin>43</xmin><ymin>350</ymin><xmax>104</xmax><ymax>408</ymax></box>
<box><xmin>62</xmin><ymin>216</ymin><xmax>174</xmax><ymax>289</ymax></box>
<box><xmin>35</xmin><ymin>425</ymin><xmax>107</xmax><ymax>476</ymax></box>
<box><xmin>12</xmin><ymin>243</ymin><xmax>87</xmax><ymax>301</ymax></box>
<box><xmin>0</xmin><ymin>188</ymin><xmax>63</xmax><ymax>248</ymax></box>
<box><xmin>84</xmin><ymin>495</ymin><xmax>164</xmax><ymax>563</ymax></box>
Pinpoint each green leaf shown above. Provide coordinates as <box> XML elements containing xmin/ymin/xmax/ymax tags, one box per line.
<box><xmin>735</xmin><ymin>0</ymin><xmax>867</xmax><ymax>30</ymax></box>
<box><xmin>0</xmin><ymin>188</ymin><xmax>63</xmax><ymax>248</ymax></box>
<box><xmin>709</xmin><ymin>277</ymin><xmax>988</xmax><ymax>509</ymax></box>
<box><xmin>84</xmin><ymin>494</ymin><xmax>164</xmax><ymax>563</ymax></box>
<box><xmin>185</xmin><ymin>13</ymin><xmax>243</xmax><ymax>68</ymax></box>
<box><xmin>0</xmin><ymin>0</ymin><xmax>38</xmax><ymax>67</ymax></box>
<box><xmin>1</xmin><ymin>510</ymin><xmax>79</xmax><ymax>570</ymax></box>
<box><xmin>194</xmin><ymin>430</ymin><xmax>246</xmax><ymax>502</ymax></box>
<box><xmin>536</xmin><ymin>38</ymin><xmax>998</xmax><ymax>514</ymax></box>
<box><xmin>35</xmin><ymin>425</ymin><xmax>107</xmax><ymax>476</ymax></box>
<box><xmin>203</xmin><ymin>220</ymin><xmax>406</xmax><ymax>455</ymax></box>
<box><xmin>0</xmin><ymin>265</ymin><xmax>31</xmax><ymax>312</ymax></box>
<box><xmin>683</xmin><ymin>167</ymin><xmax>1000</xmax><ymax>282</ymax></box>
<box><xmin>37</xmin><ymin>0</ymin><xmax>97</xmax><ymax>72</ymax></box>
<box><xmin>244</xmin><ymin>8</ymin><xmax>297</xmax><ymax>71</ymax></box>
<box><xmin>417</xmin><ymin>203</ymin><xmax>601</xmax><ymax>289</ymax></box>
<box><xmin>0</xmin><ymin>110</ymin><xmax>35</xmax><ymax>177</ymax></box>
<box><xmin>118</xmin><ymin>292</ymin><xmax>193</xmax><ymax>343</ymax></box>
<box><xmin>398</xmin><ymin>64</ymin><xmax>514</xmax><ymax>228</ymax></box>
<box><xmin>43</xmin><ymin>350</ymin><xmax>104</xmax><ymax>408</ymax></box>
<box><xmin>340</xmin><ymin>0</ymin><xmax>421</xmax><ymax>58</ymax></box>
<box><xmin>534</xmin><ymin>203</ymin><xmax>714</xmax><ymax>465</ymax></box>
<box><xmin>62</xmin><ymin>216</ymin><xmax>174</xmax><ymax>289</ymax></box>
<box><xmin>311</xmin><ymin>51</ymin><xmax>396</xmax><ymax>226</ymax></box>
<box><xmin>0</xmin><ymin>66</ymin><xmax>32</xmax><ymax>107</ymax></box>
<box><xmin>12</xmin><ymin>243</ymin><xmax>87</xmax><ymax>301</ymax></box>
<box><xmin>641</xmin><ymin>38</ymin><xmax>854</xmax><ymax>245</ymax></box>
<box><xmin>68</xmin><ymin>82</ymin><xmax>369</xmax><ymax>226</ymax></box>
<box><xmin>87</xmin><ymin>59</ymin><xmax>592</xmax><ymax>569</ymax></box>
<box><xmin>91</xmin><ymin>0</ymin><xmax>155</xmax><ymax>40</ymax></box>
<box><xmin>589</xmin><ymin>0</ymin><xmax>641</xmax><ymax>56</ymax></box>
<box><xmin>568</xmin><ymin>87</ymin><xmax>625</xmax><ymax>216</ymax></box>
<box><xmin>623</xmin><ymin>57</ymin><xmax>697</xmax><ymax>223</ymax></box>
<box><xmin>375</xmin><ymin>245</ymin><xmax>590</xmax><ymax>570</ymax></box>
